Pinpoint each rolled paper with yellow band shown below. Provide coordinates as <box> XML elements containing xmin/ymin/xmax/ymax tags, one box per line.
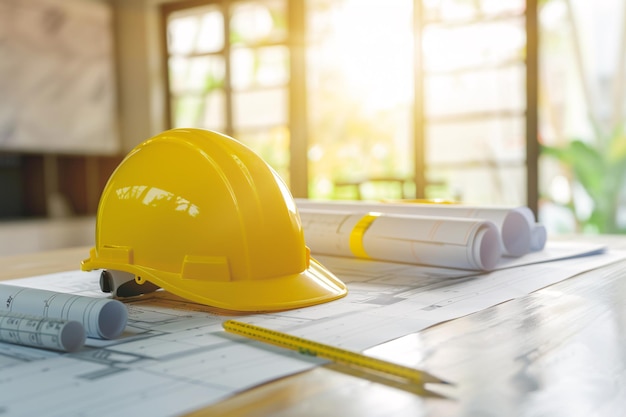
<box><xmin>348</xmin><ymin>212</ymin><xmax>381</xmax><ymax>259</ymax></box>
<box><xmin>297</xmin><ymin>199</ymin><xmax>538</xmax><ymax>257</ymax></box>
<box><xmin>300</xmin><ymin>209</ymin><xmax>501</xmax><ymax>271</ymax></box>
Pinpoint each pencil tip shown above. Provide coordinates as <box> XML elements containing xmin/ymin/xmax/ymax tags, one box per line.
<box><xmin>424</xmin><ymin>374</ymin><xmax>454</xmax><ymax>385</ymax></box>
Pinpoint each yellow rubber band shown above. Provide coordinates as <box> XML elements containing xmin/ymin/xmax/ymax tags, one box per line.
<box><xmin>349</xmin><ymin>213</ymin><xmax>381</xmax><ymax>259</ymax></box>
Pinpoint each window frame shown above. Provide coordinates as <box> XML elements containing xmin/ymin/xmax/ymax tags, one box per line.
<box><xmin>158</xmin><ymin>0</ymin><xmax>539</xmax><ymax>212</ymax></box>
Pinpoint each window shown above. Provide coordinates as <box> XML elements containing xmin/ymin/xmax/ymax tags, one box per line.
<box><xmin>162</xmin><ymin>0</ymin><xmax>291</xmax><ymax>183</ymax></box>
<box><xmin>420</xmin><ymin>0</ymin><xmax>532</xmax><ymax>206</ymax></box>
<box><xmin>161</xmin><ymin>0</ymin><xmax>537</xmax><ymax>208</ymax></box>
<box><xmin>538</xmin><ymin>0</ymin><xmax>626</xmax><ymax>233</ymax></box>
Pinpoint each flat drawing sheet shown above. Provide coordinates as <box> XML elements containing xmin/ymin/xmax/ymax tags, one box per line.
<box><xmin>0</xmin><ymin>241</ymin><xmax>621</xmax><ymax>417</ymax></box>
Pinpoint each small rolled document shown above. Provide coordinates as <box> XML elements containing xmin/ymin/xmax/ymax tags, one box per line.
<box><xmin>300</xmin><ymin>209</ymin><xmax>502</xmax><ymax>270</ymax></box>
<box><xmin>0</xmin><ymin>311</ymin><xmax>85</xmax><ymax>352</ymax></box>
<box><xmin>0</xmin><ymin>285</ymin><xmax>128</xmax><ymax>340</ymax></box>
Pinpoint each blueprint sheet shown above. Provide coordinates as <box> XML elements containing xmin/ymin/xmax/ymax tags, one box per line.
<box><xmin>0</xmin><ymin>241</ymin><xmax>621</xmax><ymax>417</ymax></box>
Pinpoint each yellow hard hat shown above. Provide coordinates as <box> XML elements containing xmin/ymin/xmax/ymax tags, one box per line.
<box><xmin>81</xmin><ymin>128</ymin><xmax>347</xmax><ymax>312</ymax></box>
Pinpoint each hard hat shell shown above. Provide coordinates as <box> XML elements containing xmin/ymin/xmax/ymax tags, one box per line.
<box><xmin>81</xmin><ymin>128</ymin><xmax>347</xmax><ymax>312</ymax></box>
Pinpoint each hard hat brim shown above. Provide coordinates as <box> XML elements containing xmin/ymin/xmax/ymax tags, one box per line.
<box><xmin>82</xmin><ymin>255</ymin><xmax>347</xmax><ymax>313</ymax></box>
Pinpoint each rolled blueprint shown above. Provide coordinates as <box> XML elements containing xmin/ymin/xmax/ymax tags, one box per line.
<box><xmin>0</xmin><ymin>311</ymin><xmax>85</xmax><ymax>352</ymax></box>
<box><xmin>0</xmin><ymin>285</ymin><xmax>128</xmax><ymax>339</ymax></box>
<box><xmin>296</xmin><ymin>199</ymin><xmax>538</xmax><ymax>257</ymax></box>
<box><xmin>530</xmin><ymin>223</ymin><xmax>547</xmax><ymax>251</ymax></box>
<box><xmin>299</xmin><ymin>209</ymin><xmax>502</xmax><ymax>270</ymax></box>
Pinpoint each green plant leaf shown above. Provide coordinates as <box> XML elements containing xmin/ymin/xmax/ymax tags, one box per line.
<box><xmin>607</xmin><ymin>131</ymin><xmax>626</xmax><ymax>164</ymax></box>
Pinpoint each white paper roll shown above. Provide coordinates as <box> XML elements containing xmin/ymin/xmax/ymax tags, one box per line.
<box><xmin>530</xmin><ymin>223</ymin><xmax>547</xmax><ymax>251</ymax></box>
<box><xmin>296</xmin><ymin>199</ymin><xmax>535</xmax><ymax>257</ymax></box>
<box><xmin>0</xmin><ymin>310</ymin><xmax>85</xmax><ymax>352</ymax></box>
<box><xmin>0</xmin><ymin>285</ymin><xmax>128</xmax><ymax>339</ymax></box>
<box><xmin>300</xmin><ymin>209</ymin><xmax>502</xmax><ymax>270</ymax></box>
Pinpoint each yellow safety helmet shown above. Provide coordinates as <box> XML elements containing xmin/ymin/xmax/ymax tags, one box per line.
<box><xmin>81</xmin><ymin>128</ymin><xmax>347</xmax><ymax>312</ymax></box>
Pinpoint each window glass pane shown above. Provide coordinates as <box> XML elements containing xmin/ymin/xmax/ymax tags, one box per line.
<box><xmin>233</xmin><ymin>88</ymin><xmax>287</xmax><ymax>128</ymax></box>
<box><xmin>306</xmin><ymin>0</ymin><xmax>414</xmax><ymax>199</ymax></box>
<box><xmin>427</xmin><ymin>117</ymin><xmax>525</xmax><ymax>164</ymax></box>
<box><xmin>171</xmin><ymin>91</ymin><xmax>225</xmax><ymax>130</ymax></box>
<box><xmin>423</xmin><ymin>0</ymin><xmax>524</xmax><ymax>21</ymax></box>
<box><xmin>231</xmin><ymin>46</ymin><xmax>289</xmax><ymax>89</ymax></box>
<box><xmin>196</xmin><ymin>9</ymin><xmax>224</xmax><ymax>53</ymax></box>
<box><xmin>480</xmin><ymin>0</ymin><xmax>525</xmax><ymax>16</ymax></box>
<box><xmin>425</xmin><ymin>65</ymin><xmax>525</xmax><ymax>116</ymax></box>
<box><xmin>168</xmin><ymin>6</ymin><xmax>223</xmax><ymax>55</ymax></box>
<box><xmin>167</xmin><ymin>15</ymin><xmax>199</xmax><ymax>55</ymax></box>
<box><xmin>230</xmin><ymin>1</ymin><xmax>287</xmax><ymax>45</ymax></box>
<box><xmin>424</xmin><ymin>0</ymin><xmax>479</xmax><ymax>20</ymax></box>
<box><xmin>172</xmin><ymin>95</ymin><xmax>203</xmax><ymax>127</ymax></box>
<box><xmin>234</xmin><ymin>127</ymin><xmax>290</xmax><ymax>184</ymax></box>
<box><xmin>168</xmin><ymin>56</ymin><xmax>225</xmax><ymax>94</ymax></box>
<box><xmin>428</xmin><ymin>166</ymin><xmax>526</xmax><ymax>205</ymax></box>
<box><xmin>201</xmin><ymin>91</ymin><xmax>226</xmax><ymax>131</ymax></box>
<box><xmin>538</xmin><ymin>0</ymin><xmax>626</xmax><ymax>234</ymax></box>
<box><xmin>423</xmin><ymin>19</ymin><xmax>525</xmax><ymax>71</ymax></box>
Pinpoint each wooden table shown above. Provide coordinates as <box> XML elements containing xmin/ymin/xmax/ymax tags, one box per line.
<box><xmin>1</xmin><ymin>237</ymin><xmax>625</xmax><ymax>416</ymax></box>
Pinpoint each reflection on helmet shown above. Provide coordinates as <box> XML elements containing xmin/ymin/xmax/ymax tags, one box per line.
<box><xmin>81</xmin><ymin>128</ymin><xmax>347</xmax><ymax>312</ymax></box>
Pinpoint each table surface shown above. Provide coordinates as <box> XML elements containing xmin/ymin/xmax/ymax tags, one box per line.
<box><xmin>1</xmin><ymin>237</ymin><xmax>625</xmax><ymax>417</ymax></box>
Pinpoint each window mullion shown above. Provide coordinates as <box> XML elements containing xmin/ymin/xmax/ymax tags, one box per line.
<box><xmin>222</xmin><ymin>0</ymin><xmax>234</xmax><ymax>137</ymax></box>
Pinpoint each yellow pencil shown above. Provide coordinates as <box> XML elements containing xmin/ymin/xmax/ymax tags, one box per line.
<box><xmin>222</xmin><ymin>319</ymin><xmax>450</xmax><ymax>385</ymax></box>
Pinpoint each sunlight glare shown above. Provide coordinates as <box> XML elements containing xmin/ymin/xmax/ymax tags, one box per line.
<box><xmin>231</xmin><ymin>3</ymin><xmax>273</xmax><ymax>42</ymax></box>
<box><xmin>549</xmin><ymin>175</ymin><xmax>571</xmax><ymax>205</ymax></box>
<box><xmin>308</xmin><ymin>144</ymin><xmax>324</xmax><ymax>162</ymax></box>
<box><xmin>323</xmin><ymin>0</ymin><xmax>413</xmax><ymax>112</ymax></box>
<box><xmin>197</xmin><ymin>10</ymin><xmax>224</xmax><ymax>52</ymax></box>
<box><xmin>316</xmin><ymin>178</ymin><xmax>334</xmax><ymax>195</ymax></box>
<box><xmin>371</xmin><ymin>143</ymin><xmax>389</xmax><ymax>159</ymax></box>
<box><xmin>168</xmin><ymin>16</ymin><xmax>199</xmax><ymax>55</ymax></box>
